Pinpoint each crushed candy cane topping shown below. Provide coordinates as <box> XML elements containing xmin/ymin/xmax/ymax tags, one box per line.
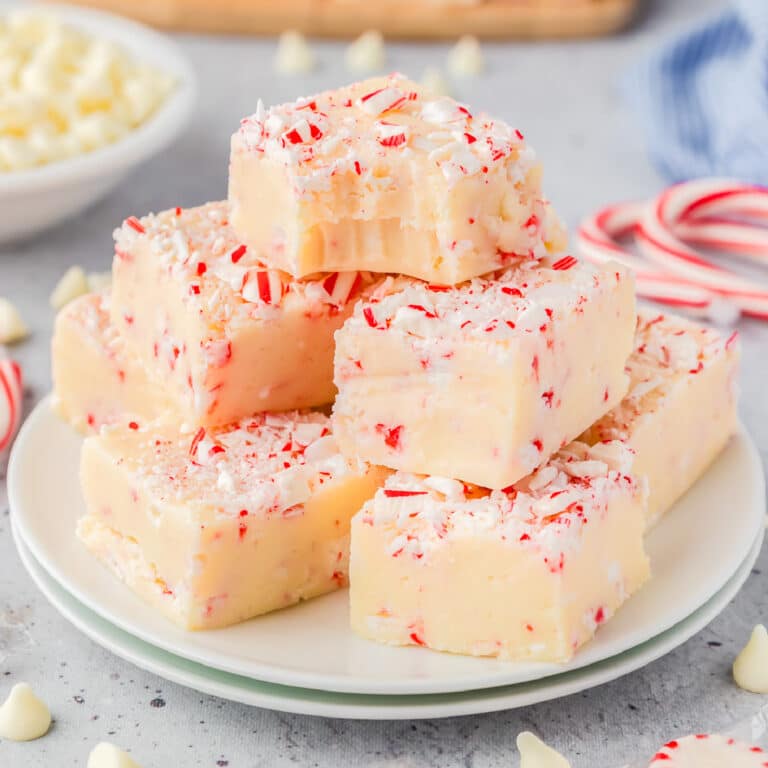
<box><xmin>113</xmin><ymin>201</ymin><xmax>382</xmax><ymax>326</ymax></box>
<box><xmin>104</xmin><ymin>412</ymin><xmax>355</xmax><ymax>518</ymax></box>
<box><xmin>235</xmin><ymin>74</ymin><xmax>535</xmax><ymax>190</ymax></box>
<box><xmin>344</xmin><ymin>257</ymin><xmax>625</xmax><ymax>345</ymax></box>
<box><xmin>586</xmin><ymin>311</ymin><xmax>739</xmax><ymax>443</ymax></box>
<box><xmin>359</xmin><ymin>441</ymin><xmax>638</xmax><ymax>563</ymax></box>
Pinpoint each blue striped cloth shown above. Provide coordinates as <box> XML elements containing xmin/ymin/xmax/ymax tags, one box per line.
<box><xmin>627</xmin><ymin>0</ymin><xmax>768</xmax><ymax>184</ymax></box>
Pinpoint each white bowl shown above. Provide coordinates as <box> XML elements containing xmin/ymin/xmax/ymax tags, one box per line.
<box><xmin>0</xmin><ymin>3</ymin><xmax>197</xmax><ymax>244</ymax></box>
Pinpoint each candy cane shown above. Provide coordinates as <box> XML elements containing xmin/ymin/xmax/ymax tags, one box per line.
<box><xmin>0</xmin><ymin>356</ymin><xmax>23</xmax><ymax>455</ymax></box>
<box><xmin>576</xmin><ymin>204</ymin><xmax>728</xmax><ymax>316</ymax></box>
<box><xmin>577</xmin><ymin>179</ymin><xmax>768</xmax><ymax>321</ymax></box>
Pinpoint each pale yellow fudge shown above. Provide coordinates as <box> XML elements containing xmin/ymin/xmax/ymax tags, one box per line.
<box><xmin>228</xmin><ymin>74</ymin><xmax>565</xmax><ymax>283</ymax></box>
<box><xmin>52</xmin><ymin>292</ymin><xmax>172</xmax><ymax>433</ymax></box>
<box><xmin>646</xmin><ymin>734</ymin><xmax>768</xmax><ymax>767</ymax></box>
<box><xmin>78</xmin><ymin>412</ymin><xmax>386</xmax><ymax>629</ymax></box>
<box><xmin>111</xmin><ymin>201</ymin><xmax>381</xmax><ymax>427</ymax></box>
<box><xmin>350</xmin><ymin>442</ymin><xmax>649</xmax><ymax>662</ymax></box>
<box><xmin>333</xmin><ymin>258</ymin><xmax>636</xmax><ymax>490</ymax></box>
<box><xmin>581</xmin><ymin>310</ymin><xmax>739</xmax><ymax>527</ymax></box>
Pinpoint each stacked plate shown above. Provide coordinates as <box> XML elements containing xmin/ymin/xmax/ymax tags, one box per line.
<box><xmin>8</xmin><ymin>398</ymin><xmax>766</xmax><ymax>720</ymax></box>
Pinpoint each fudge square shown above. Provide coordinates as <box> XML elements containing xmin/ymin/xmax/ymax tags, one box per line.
<box><xmin>228</xmin><ymin>74</ymin><xmax>565</xmax><ymax>283</ymax></box>
<box><xmin>52</xmin><ymin>292</ymin><xmax>174</xmax><ymax>433</ymax></box>
<box><xmin>350</xmin><ymin>441</ymin><xmax>650</xmax><ymax>662</ymax></box>
<box><xmin>581</xmin><ymin>310</ymin><xmax>739</xmax><ymax>528</ymax></box>
<box><xmin>78</xmin><ymin>411</ymin><xmax>387</xmax><ymax>630</ymax></box>
<box><xmin>333</xmin><ymin>258</ymin><xmax>636</xmax><ymax>490</ymax></box>
<box><xmin>111</xmin><ymin>201</ymin><xmax>380</xmax><ymax>428</ymax></box>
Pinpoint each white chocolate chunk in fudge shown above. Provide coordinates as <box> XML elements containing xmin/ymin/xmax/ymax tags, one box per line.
<box><xmin>333</xmin><ymin>258</ymin><xmax>636</xmax><ymax>490</ymax></box>
<box><xmin>78</xmin><ymin>412</ymin><xmax>387</xmax><ymax>630</ymax></box>
<box><xmin>228</xmin><ymin>74</ymin><xmax>565</xmax><ymax>283</ymax></box>
<box><xmin>111</xmin><ymin>201</ymin><xmax>382</xmax><ymax>428</ymax></box>
<box><xmin>52</xmin><ymin>292</ymin><xmax>174</xmax><ymax>433</ymax></box>
<box><xmin>581</xmin><ymin>310</ymin><xmax>739</xmax><ymax>527</ymax></box>
<box><xmin>350</xmin><ymin>441</ymin><xmax>649</xmax><ymax>662</ymax></box>
<box><xmin>646</xmin><ymin>734</ymin><xmax>768</xmax><ymax>767</ymax></box>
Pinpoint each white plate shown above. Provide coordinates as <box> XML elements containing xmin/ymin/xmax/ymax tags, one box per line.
<box><xmin>0</xmin><ymin>3</ymin><xmax>196</xmax><ymax>243</ymax></box>
<box><xmin>12</xmin><ymin>520</ymin><xmax>764</xmax><ymax>720</ymax></box>
<box><xmin>8</xmin><ymin>397</ymin><xmax>766</xmax><ymax>696</ymax></box>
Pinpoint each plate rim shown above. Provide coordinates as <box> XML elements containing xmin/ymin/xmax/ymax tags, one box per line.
<box><xmin>12</xmin><ymin>519</ymin><xmax>764</xmax><ymax>720</ymax></box>
<box><xmin>8</xmin><ymin>396</ymin><xmax>767</xmax><ymax>695</ymax></box>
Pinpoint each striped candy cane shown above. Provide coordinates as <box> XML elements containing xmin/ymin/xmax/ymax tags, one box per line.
<box><xmin>0</xmin><ymin>356</ymin><xmax>22</xmax><ymax>455</ymax></box>
<box><xmin>577</xmin><ymin>179</ymin><xmax>768</xmax><ymax>321</ymax></box>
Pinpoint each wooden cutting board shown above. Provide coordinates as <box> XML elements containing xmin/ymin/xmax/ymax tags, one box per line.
<box><xmin>43</xmin><ymin>0</ymin><xmax>640</xmax><ymax>39</ymax></box>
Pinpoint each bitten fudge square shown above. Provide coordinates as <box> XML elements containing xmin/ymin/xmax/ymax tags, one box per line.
<box><xmin>229</xmin><ymin>74</ymin><xmax>565</xmax><ymax>284</ymax></box>
<box><xmin>78</xmin><ymin>412</ymin><xmax>387</xmax><ymax>630</ymax></box>
<box><xmin>581</xmin><ymin>309</ymin><xmax>739</xmax><ymax>527</ymax></box>
<box><xmin>350</xmin><ymin>441</ymin><xmax>649</xmax><ymax>662</ymax></box>
<box><xmin>333</xmin><ymin>258</ymin><xmax>636</xmax><ymax>490</ymax></box>
<box><xmin>111</xmin><ymin>200</ymin><xmax>381</xmax><ymax>428</ymax></box>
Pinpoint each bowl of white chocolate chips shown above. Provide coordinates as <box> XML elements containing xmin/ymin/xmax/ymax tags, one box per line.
<box><xmin>0</xmin><ymin>5</ymin><xmax>196</xmax><ymax>243</ymax></box>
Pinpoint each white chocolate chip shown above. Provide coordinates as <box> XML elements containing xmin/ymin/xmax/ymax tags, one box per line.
<box><xmin>733</xmin><ymin>624</ymin><xmax>768</xmax><ymax>693</ymax></box>
<box><xmin>0</xmin><ymin>298</ymin><xmax>29</xmax><ymax>344</ymax></box>
<box><xmin>345</xmin><ymin>30</ymin><xmax>386</xmax><ymax>74</ymax></box>
<box><xmin>50</xmin><ymin>265</ymin><xmax>89</xmax><ymax>309</ymax></box>
<box><xmin>447</xmin><ymin>35</ymin><xmax>484</xmax><ymax>77</ymax></box>
<box><xmin>87</xmin><ymin>271</ymin><xmax>112</xmax><ymax>293</ymax></box>
<box><xmin>0</xmin><ymin>682</ymin><xmax>52</xmax><ymax>741</ymax></box>
<box><xmin>516</xmin><ymin>732</ymin><xmax>571</xmax><ymax>768</ymax></box>
<box><xmin>420</xmin><ymin>67</ymin><xmax>451</xmax><ymax>97</ymax></box>
<box><xmin>87</xmin><ymin>741</ymin><xmax>142</xmax><ymax>768</ymax></box>
<box><xmin>274</xmin><ymin>31</ymin><xmax>315</xmax><ymax>75</ymax></box>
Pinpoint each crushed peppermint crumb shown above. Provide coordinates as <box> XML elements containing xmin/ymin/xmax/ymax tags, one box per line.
<box><xmin>345</xmin><ymin>258</ymin><xmax>622</xmax><ymax>345</ymax></box>
<box><xmin>104</xmin><ymin>411</ymin><xmax>354</xmax><ymax>518</ymax></box>
<box><xmin>360</xmin><ymin>441</ymin><xmax>638</xmax><ymax>563</ymax></box>
<box><xmin>583</xmin><ymin>310</ymin><xmax>738</xmax><ymax>444</ymax></box>
<box><xmin>233</xmin><ymin>74</ymin><xmax>534</xmax><ymax>192</ymax></box>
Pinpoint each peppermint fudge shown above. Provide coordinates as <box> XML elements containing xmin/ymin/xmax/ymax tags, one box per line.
<box><xmin>229</xmin><ymin>74</ymin><xmax>565</xmax><ymax>283</ymax></box>
<box><xmin>350</xmin><ymin>442</ymin><xmax>649</xmax><ymax>662</ymax></box>
<box><xmin>52</xmin><ymin>292</ymin><xmax>172</xmax><ymax>433</ymax></box>
<box><xmin>78</xmin><ymin>412</ymin><xmax>386</xmax><ymax>629</ymax></box>
<box><xmin>646</xmin><ymin>734</ymin><xmax>768</xmax><ymax>767</ymax></box>
<box><xmin>333</xmin><ymin>258</ymin><xmax>636</xmax><ymax>489</ymax></box>
<box><xmin>582</xmin><ymin>310</ymin><xmax>739</xmax><ymax>527</ymax></box>
<box><xmin>111</xmin><ymin>201</ymin><xmax>380</xmax><ymax>428</ymax></box>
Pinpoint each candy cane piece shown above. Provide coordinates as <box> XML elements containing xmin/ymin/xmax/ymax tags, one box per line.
<box><xmin>0</xmin><ymin>357</ymin><xmax>22</xmax><ymax>454</ymax></box>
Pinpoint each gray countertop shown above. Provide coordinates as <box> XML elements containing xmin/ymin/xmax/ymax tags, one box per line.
<box><xmin>2</xmin><ymin>0</ymin><xmax>768</xmax><ymax>765</ymax></box>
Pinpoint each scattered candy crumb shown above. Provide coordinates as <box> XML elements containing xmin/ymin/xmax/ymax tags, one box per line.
<box><xmin>345</xmin><ymin>30</ymin><xmax>386</xmax><ymax>74</ymax></box>
<box><xmin>87</xmin><ymin>741</ymin><xmax>142</xmax><ymax>768</ymax></box>
<box><xmin>420</xmin><ymin>66</ymin><xmax>450</xmax><ymax>97</ymax></box>
<box><xmin>447</xmin><ymin>35</ymin><xmax>484</xmax><ymax>76</ymax></box>
<box><xmin>50</xmin><ymin>265</ymin><xmax>89</xmax><ymax>310</ymax></box>
<box><xmin>517</xmin><ymin>731</ymin><xmax>571</xmax><ymax>768</ymax></box>
<box><xmin>0</xmin><ymin>298</ymin><xmax>29</xmax><ymax>344</ymax></box>
<box><xmin>274</xmin><ymin>30</ymin><xmax>315</xmax><ymax>74</ymax></box>
<box><xmin>0</xmin><ymin>682</ymin><xmax>52</xmax><ymax>742</ymax></box>
<box><xmin>733</xmin><ymin>624</ymin><xmax>768</xmax><ymax>694</ymax></box>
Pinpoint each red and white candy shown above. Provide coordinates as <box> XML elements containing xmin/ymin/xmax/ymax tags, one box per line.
<box><xmin>0</xmin><ymin>355</ymin><xmax>22</xmax><ymax>456</ymax></box>
<box><xmin>577</xmin><ymin>179</ymin><xmax>768</xmax><ymax>322</ymax></box>
<box><xmin>647</xmin><ymin>733</ymin><xmax>768</xmax><ymax>767</ymax></box>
